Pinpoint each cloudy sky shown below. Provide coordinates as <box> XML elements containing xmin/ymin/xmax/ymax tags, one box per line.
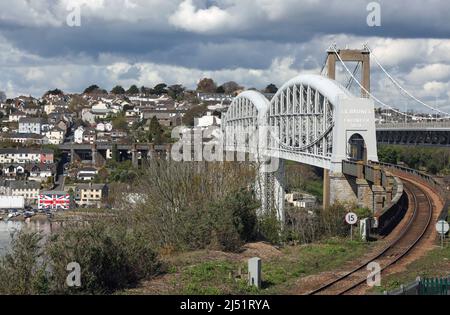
<box><xmin>1</xmin><ymin>0</ymin><xmax>450</xmax><ymax>113</ymax></box>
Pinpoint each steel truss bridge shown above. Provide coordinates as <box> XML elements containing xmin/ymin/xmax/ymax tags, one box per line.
<box><xmin>222</xmin><ymin>74</ymin><xmax>378</xmax><ymax>221</ymax></box>
<box><xmin>376</xmin><ymin>122</ymin><xmax>450</xmax><ymax>146</ymax></box>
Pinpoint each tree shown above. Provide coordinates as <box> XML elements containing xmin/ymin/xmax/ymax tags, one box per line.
<box><xmin>140</xmin><ymin>86</ymin><xmax>153</xmax><ymax>95</ymax></box>
<box><xmin>111</xmin><ymin>113</ymin><xmax>128</xmax><ymax>130</ymax></box>
<box><xmin>167</xmin><ymin>84</ymin><xmax>185</xmax><ymax>100</ymax></box>
<box><xmin>149</xmin><ymin>116</ymin><xmax>164</xmax><ymax>144</ymax></box>
<box><xmin>126</xmin><ymin>85</ymin><xmax>140</xmax><ymax>95</ymax></box>
<box><xmin>83</xmin><ymin>85</ymin><xmax>100</xmax><ymax>94</ymax></box>
<box><xmin>68</xmin><ymin>95</ymin><xmax>88</xmax><ymax>113</ymax></box>
<box><xmin>264</xmin><ymin>84</ymin><xmax>278</xmax><ymax>94</ymax></box>
<box><xmin>44</xmin><ymin>89</ymin><xmax>64</xmax><ymax>97</ymax></box>
<box><xmin>111</xmin><ymin>85</ymin><xmax>126</xmax><ymax>95</ymax></box>
<box><xmin>197</xmin><ymin>78</ymin><xmax>217</xmax><ymax>93</ymax></box>
<box><xmin>153</xmin><ymin>83</ymin><xmax>167</xmax><ymax>95</ymax></box>
<box><xmin>111</xmin><ymin>144</ymin><xmax>119</xmax><ymax>162</ymax></box>
<box><xmin>220</xmin><ymin>81</ymin><xmax>242</xmax><ymax>94</ymax></box>
<box><xmin>182</xmin><ymin>104</ymin><xmax>208</xmax><ymax>126</ymax></box>
<box><xmin>216</xmin><ymin>86</ymin><xmax>225</xmax><ymax>93</ymax></box>
<box><xmin>0</xmin><ymin>91</ymin><xmax>6</xmax><ymax>103</ymax></box>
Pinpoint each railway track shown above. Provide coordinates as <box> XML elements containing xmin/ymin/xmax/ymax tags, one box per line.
<box><xmin>307</xmin><ymin>177</ymin><xmax>433</xmax><ymax>295</ymax></box>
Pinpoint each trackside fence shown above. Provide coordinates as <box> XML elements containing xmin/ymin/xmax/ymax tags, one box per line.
<box><xmin>383</xmin><ymin>276</ymin><xmax>450</xmax><ymax>295</ymax></box>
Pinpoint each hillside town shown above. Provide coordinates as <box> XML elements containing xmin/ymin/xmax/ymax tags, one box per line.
<box><xmin>0</xmin><ymin>80</ymin><xmax>280</xmax><ymax>217</ymax></box>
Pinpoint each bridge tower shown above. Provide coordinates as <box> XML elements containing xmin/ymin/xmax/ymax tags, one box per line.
<box><xmin>326</xmin><ymin>48</ymin><xmax>370</xmax><ymax>97</ymax></box>
<box><xmin>323</xmin><ymin>48</ymin><xmax>371</xmax><ymax>209</ymax></box>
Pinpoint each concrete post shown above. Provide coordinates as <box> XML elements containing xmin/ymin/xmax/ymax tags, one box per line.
<box><xmin>359</xmin><ymin>218</ymin><xmax>370</xmax><ymax>241</ymax></box>
<box><xmin>248</xmin><ymin>257</ymin><xmax>261</xmax><ymax>289</ymax></box>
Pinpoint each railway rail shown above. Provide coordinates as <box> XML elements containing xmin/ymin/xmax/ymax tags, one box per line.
<box><xmin>307</xmin><ymin>177</ymin><xmax>433</xmax><ymax>295</ymax></box>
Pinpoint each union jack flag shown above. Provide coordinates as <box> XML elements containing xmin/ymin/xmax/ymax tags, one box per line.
<box><xmin>38</xmin><ymin>194</ymin><xmax>71</xmax><ymax>210</ymax></box>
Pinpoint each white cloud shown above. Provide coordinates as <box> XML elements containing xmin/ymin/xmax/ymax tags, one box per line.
<box><xmin>168</xmin><ymin>0</ymin><xmax>234</xmax><ymax>33</ymax></box>
<box><xmin>423</xmin><ymin>81</ymin><xmax>449</xmax><ymax>96</ymax></box>
<box><xmin>406</xmin><ymin>64</ymin><xmax>450</xmax><ymax>84</ymax></box>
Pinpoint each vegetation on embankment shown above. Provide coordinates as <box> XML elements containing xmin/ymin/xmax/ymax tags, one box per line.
<box><xmin>368</xmin><ymin>241</ymin><xmax>450</xmax><ymax>294</ymax></box>
<box><xmin>378</xmin><ymin>145</ymin><xmax>450</xmax><ymax>175</ymax></box>
<box><xmin>285</xmin><ymin>161</ymin><xmax>324</xmax><ymax>202</ymax></box>
<box><xmin>0</xmin><ymin>160</ymin><xmax>369</xmax><ymax>295</ymax></box>
<box><xmin>124</xmin><ymin>237</ymin><xmax>371</xmax><ymax>295</ymax></box>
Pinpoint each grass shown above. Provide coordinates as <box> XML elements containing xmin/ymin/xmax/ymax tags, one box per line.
<box><xmin>260</xmin><ymin>238</ymin><xmax>370</xmax><ymax>293</ymax></box>
<box><xmin>369</xmin><ymin>240</ymin><xmax>450</xmax><ymax>294</ymax></box>
<box><xmin>304</xmin><ymin>180</ymin><xmax>323</xmax><ymax>202</ymax></box>
<box><xmin>126</xmin><ymin>237</ymin><xmax>372</xmax><ymax>295</ymax></box>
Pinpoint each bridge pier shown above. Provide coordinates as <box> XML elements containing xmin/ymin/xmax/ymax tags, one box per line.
<box><xmin>357</xmin><ymin>178</ymin><xmax>373</xmax><ymax>210</ymax></box>
<box><xmin>273</xmin><ymin>159</ymin><xmax>285</xmax><ymax>223</ymax></box>
<box><xmin>371</xmin><ymin>185</ymin><xmax>385</xmax><ymax>213</ymax></box>
<box><xmin>330</xmin><ymin>173</ymin><xmax>358</xmax><ymax>206</ymax></box>
<box><xmin>91</xmin><ymin>145</ymin><xmax>106</xmax><ymax>167</ymax></box>
<box><xmin>132</xmin><ymin>145</ymin><xmax>138</xmax><ymax>167</ymax></box>
<box><xmin>323</xmin><ymin>170</ymin><xmax>330</xmax><ymax>209</ymax></box>
<box><xmin>70</xmin><ymin>148</ymin><xmax>80</xmax><ymax>163</ymax></box>
<box><xmin>255</xmin><ymin>158</ymin><xmax>285</xmax><ymax>223</ymax></box>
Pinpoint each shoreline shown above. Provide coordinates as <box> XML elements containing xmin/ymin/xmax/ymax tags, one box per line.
<box><xmin>0</xmin><ymin>214</ymin><xmax>49</xmax><ymax>223</ymax></box>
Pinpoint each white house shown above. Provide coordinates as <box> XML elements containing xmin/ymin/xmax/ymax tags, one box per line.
<box><xmin>96</xmin><ymin>122</ymin><xmax>105</xmax><ymax>132</ymax></box>
<box><xmin>45</xmin><ymin>127</ymin><xmax>65</xmax><ymax>145</ymax></box>
<box><xmin>8</xmin><ymin>112</ymin><xmax>27</xmax><ymax>122</ymax></box>
<box><xmin>74</xmin><ymin>126</ymin><xmax>84</xmax><ymax>144</ymax></box>
<box><xmin>77</xmin><ymin>167</ymin><xmax>98</xmax><ymax>181</ymax></box>
<box><xmin>81</xmin><ymin>109</ymin><xmax>96</xmax><ymax>125</ymax></box>
<box><xmin>18</xmin><ymin>117</ymin><xmax>43</xmax><ymax>135</ymax></box>
<box><xmin>194</xmin><ymin>112</ymin><xmax>221</xmax><ymax>128</ymax></box>
<box><xmin>27</xmin><ymin>163</ymin><xmax>55</xmax><ymax>180</ymax></box>
<box><xmin>8</xmin><ymin>180</ymin><xmax>41</xmax><ymax>205</ymax></box>
<box><xmin>2</xmin><ymin>164</ymin><xmax>26</xmax><ymax>178</ymax></box>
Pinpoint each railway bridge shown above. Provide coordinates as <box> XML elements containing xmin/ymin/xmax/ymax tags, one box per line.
<box><xmin>222</xmin><ymin>46</ymin><xmax>449</xmax><ymax>228</ymax></box>
<box><xmin>58</xmin><ymin>143</ymin><xmax>171</xmax><ymax>167</ymax></box>
<box><xmin>222</xmin><ymin>48</ymin><xmax>379</xmax><ymax>222</ymax></box>
<box><xmin>376</xmin><ymin>122</ymin><xmax>450</xmax><ymax>146</ymax></box>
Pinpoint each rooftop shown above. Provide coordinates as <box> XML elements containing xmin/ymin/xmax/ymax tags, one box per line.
<box><xmin>18</xmin><ymin>117</ymin><xmax>44</xmax><ymax>124</ymax></box>
<box><xmin>0</xmin><ymin>147</ymin><xmax>53</xmax><ymax>154</ymax></box>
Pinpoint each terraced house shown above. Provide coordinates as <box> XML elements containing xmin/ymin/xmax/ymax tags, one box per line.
<box><xmin>0</xmin><ymin>148</ymin><xmax>54</xmax><ymax>164</ymax></box>
<box><xmin>18</xmin><ymin>117</ymin><xmax>44</xmax><ymax>135</ymax></box>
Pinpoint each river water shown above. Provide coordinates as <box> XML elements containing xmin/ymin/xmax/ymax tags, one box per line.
<box><xmin>0</xmin><ymin>219</ymin><xmax>52</xmax><ymax>256</ymax></box>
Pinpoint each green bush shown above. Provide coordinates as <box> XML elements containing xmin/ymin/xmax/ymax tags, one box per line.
<box><xmin>0</xmin><ymin>232</ymin><xmax>49</xmax><ymax>295</ymax></box>
<box><xmin>0</xmin><ymin>222</ymin><xmax>161</xmax><ymax>295</ymax></box>
<box><xmin>47</xmin><ymin>222</ymin><xmax>161</xmax><ymax>294</ymax></box>
<box><xmin>257</xmin><ymin>211</ymin><xmax>283</xmax><ymax>244</ymax></box>
<box><xmin>131</xmin><ymin>161</ymin><xmax>261</xmax><ymax>252</ymax></box>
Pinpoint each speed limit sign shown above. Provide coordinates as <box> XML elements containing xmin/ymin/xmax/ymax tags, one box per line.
<box><xmin>345</xmin><ymin>212</ymin><xmax>358</xmax><ymax>225</ymax></box>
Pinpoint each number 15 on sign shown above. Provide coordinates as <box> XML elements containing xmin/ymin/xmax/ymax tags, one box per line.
<box><xmin>345</xmin><ymin>212</ymin><xmax>358</xmax><ymax>241</ymax></box>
